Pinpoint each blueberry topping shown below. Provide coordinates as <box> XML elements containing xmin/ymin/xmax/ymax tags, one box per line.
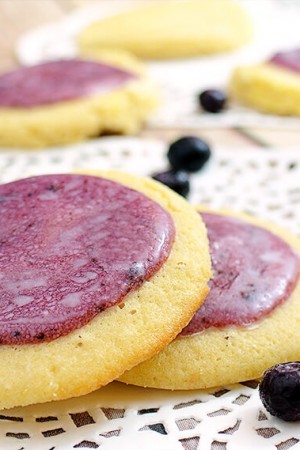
<box><xmin>152</xmin><ymin>170</ymin><xmax>190</xmax><ymax>198</ymax></box>
<box><xmin>199</xmin><ymin>89</ymin><xmax>227</xmax><ymax>113</ymax></box>
<box><xmin>259</xmin><ymin>362</ymin><xmax>300</xmax><ymax>421</ymax></box>
<box><xmin>167</xmin><ymin>137</ymin><xmax>211</xmax><ymax>173</ymax></box>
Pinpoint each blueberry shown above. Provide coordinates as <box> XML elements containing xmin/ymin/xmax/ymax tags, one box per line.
<box><xmin>152</xmin><ymin>170</ymin><xmax>190</xmax><ymax>198</ymax></box>
<box><xmin>167</xmin><ymin>137</ymin><xmax>211</xmax><ymax>173</ymax></box>
<box><xmin>199</xmin><ymin>89</ymin><xmax>227</xmax><ymax>113</ymax></box>
<box><xmin>259</xmin><ymin>362</ymin><xmax>300</xmax><ymax>421</ymax></box>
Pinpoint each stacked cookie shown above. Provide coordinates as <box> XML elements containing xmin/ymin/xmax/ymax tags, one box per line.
<box><xmin>120</xmin><ymin>209</ymin><xmax>300</xmax><ymax>389</ymax></box>
<box><xmin>0</xmin><ymin>171</ymin><xmax>300</xmax><ymax>411</ymax></box>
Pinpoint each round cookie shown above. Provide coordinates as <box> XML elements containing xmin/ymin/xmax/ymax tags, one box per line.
<box><xmin>0</xmin><ymin>172</ymin><xmax>211</xmax><ymax>410</ymax></box>
<box><xmin>0</xmin><ymin>54</ymin><xmax>158</xmax><ymax>149</ymax></box>
<box><xmin>230</xmin><ymin>48</ymin><xmax>300</xmax><ymax>116</ymax></box>
<box><xmin>78</xmin><ymin>0</ymin><xmax>252</xmax><ymax>60</ymax></box>
<box><xmin>119</xmin><ymin>208</ymin><xmax>300</xmax><ymax>390</ymax></box>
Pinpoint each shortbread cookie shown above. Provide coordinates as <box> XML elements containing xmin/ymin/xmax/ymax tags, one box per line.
<box><xmin>230</xmin><ymin>48</ymin><xmax>300</xmax><ymax>116</ymax></box>
<box><xmin>0</xmin><ymin>172</ymin><xmax>211</xmax><ymax>409</ymax></box>
<box><xmin>120</xmin><ymin>209</ymin><xmax>300</xmax><ymax>389</ymax></box>
<box><xmin>0</xmin><ymin>55</ymin><xmax>158</xmax><ymax>149</ymax></box>
<box><xmin>78</xmin><ymin>0</ymin><xmax>252</xmax><ymax>60</ymax></box>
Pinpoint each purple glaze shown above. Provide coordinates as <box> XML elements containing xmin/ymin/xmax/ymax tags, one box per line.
<box><xmin>269</xmin><ymin>48</ymin><xmax>300</xmax><ymax>74</ymax></box>
<box><xmin>0</xmin><ymin>174</ymin><xmax>175</xmax><ymax>344</ymax></box>
<box><xmin>0</xmin><ymin>59</ymin><xmax>136</xmax><ymax>108</ymax></box>
<box><xmin>180</xmin><ymin>213</ymin><xmax>300</xmax><ymax>336</ymax></box>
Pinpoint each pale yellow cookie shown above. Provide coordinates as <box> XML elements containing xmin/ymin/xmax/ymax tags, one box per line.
<box><xmin>0</xmin><ymin>52</ymin><xmax>158</xmax><ymax>149</ymax></box>
<box><xmin>78</xmin><ymin>0</ymin><xmax>252</xmax><ymax>60</ymax></box>
<box><xmin>230</xmin><ymin>64</ymin><xmax>300</xmax><ymax>116</ymax></box>
<box><xmin>0</xmin><ymin>172</ymin><xmax>211</xmax><ymax>410</ymax></box>
<box><xmin>120</xmin><ymin>208</ymin><xmax>300</xmax><ymax>390</ymax></box>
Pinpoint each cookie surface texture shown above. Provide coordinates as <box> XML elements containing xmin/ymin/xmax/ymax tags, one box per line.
<box><xmin>0</xmin><ymin>55</ymin><xmax>158</xmax><ymax>149</ymax></box>
<box><xmin>0</xmin><ymin>172</ymin><xmax>211</xmax><ymax>410</ymax></box>
<box><xmin>230</xmin><ymin>49</ymin><xmax>300</xmax><ymax>116</ymax></box>
<box><xmin>78</xmin><ymin>0</ymin><xmax>252</xmax><ymax>60</ymax></box>
<box><xmin>119</xmin><ymin>209</ymin><xmax>300</xmax><ymax>390</ymax></box>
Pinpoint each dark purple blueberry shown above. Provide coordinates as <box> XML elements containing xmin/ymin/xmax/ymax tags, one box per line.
<box><xmin>167</xmin><ymin>137</ymin><xmax>211</xmax><ymax>173</ymax></box>
<box><xmin>259</xmin><ymin>362</ymin><xmax>300</xmax><ymax>421</ymax></box>
<box><xmin>152</xmin><ymin>170</ymin><xmax>190</xmax><ymax>198</ymax></box>
<box><xmin>199</xmin><ymin>89</ymin><xmax>227</xmax><ymax>113</ymax></box>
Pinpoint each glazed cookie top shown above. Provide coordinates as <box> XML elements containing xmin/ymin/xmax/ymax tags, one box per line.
<box><xmin>0</xmin><ymin>59</ymin><xmax>137</xmax><ymax>107</ymax></box>
<box><xmin>181</xmin><ymin>212</ymin><xmax>300</xmax><ymax>336</ymax></box>
<box><xmin>269</xmin><ymin>48</ymin><xmax>300</xmax><ymax>74</ymax></box>
<box><xmin>0</xmin><ymin>174</ymin><xmax>175</xmax><ymax>344</ymax></box>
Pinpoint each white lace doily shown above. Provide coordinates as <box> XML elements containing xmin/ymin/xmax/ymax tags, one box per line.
<box><xmin>15</xmin><ymin>0</ymin><xmax>300</xmax><ymax>128</ymax></box>
<box><xmin>0</xmin><ymin>136</ymin><xmax>300</xmax><ymax>450</ymax></box>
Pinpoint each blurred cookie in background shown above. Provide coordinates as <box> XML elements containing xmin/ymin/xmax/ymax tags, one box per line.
<box><xmin>230</xmin><ymin>48</ymin><xmax>300</xmax><ymax>116</ymax></box>
<box><xmin>78</xmin><ymin>0</ymin><xmax>253</xmax><ymax>60</ymax></box>
<box><xmin>0</xmin><ymin>52</ymin><xmax>158</xmax><ymax>149</ymax></box>
<box><xmin>0</xmin><ymin>171</ymin><xmax>211</xmax><ymax>409</ymax></box>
